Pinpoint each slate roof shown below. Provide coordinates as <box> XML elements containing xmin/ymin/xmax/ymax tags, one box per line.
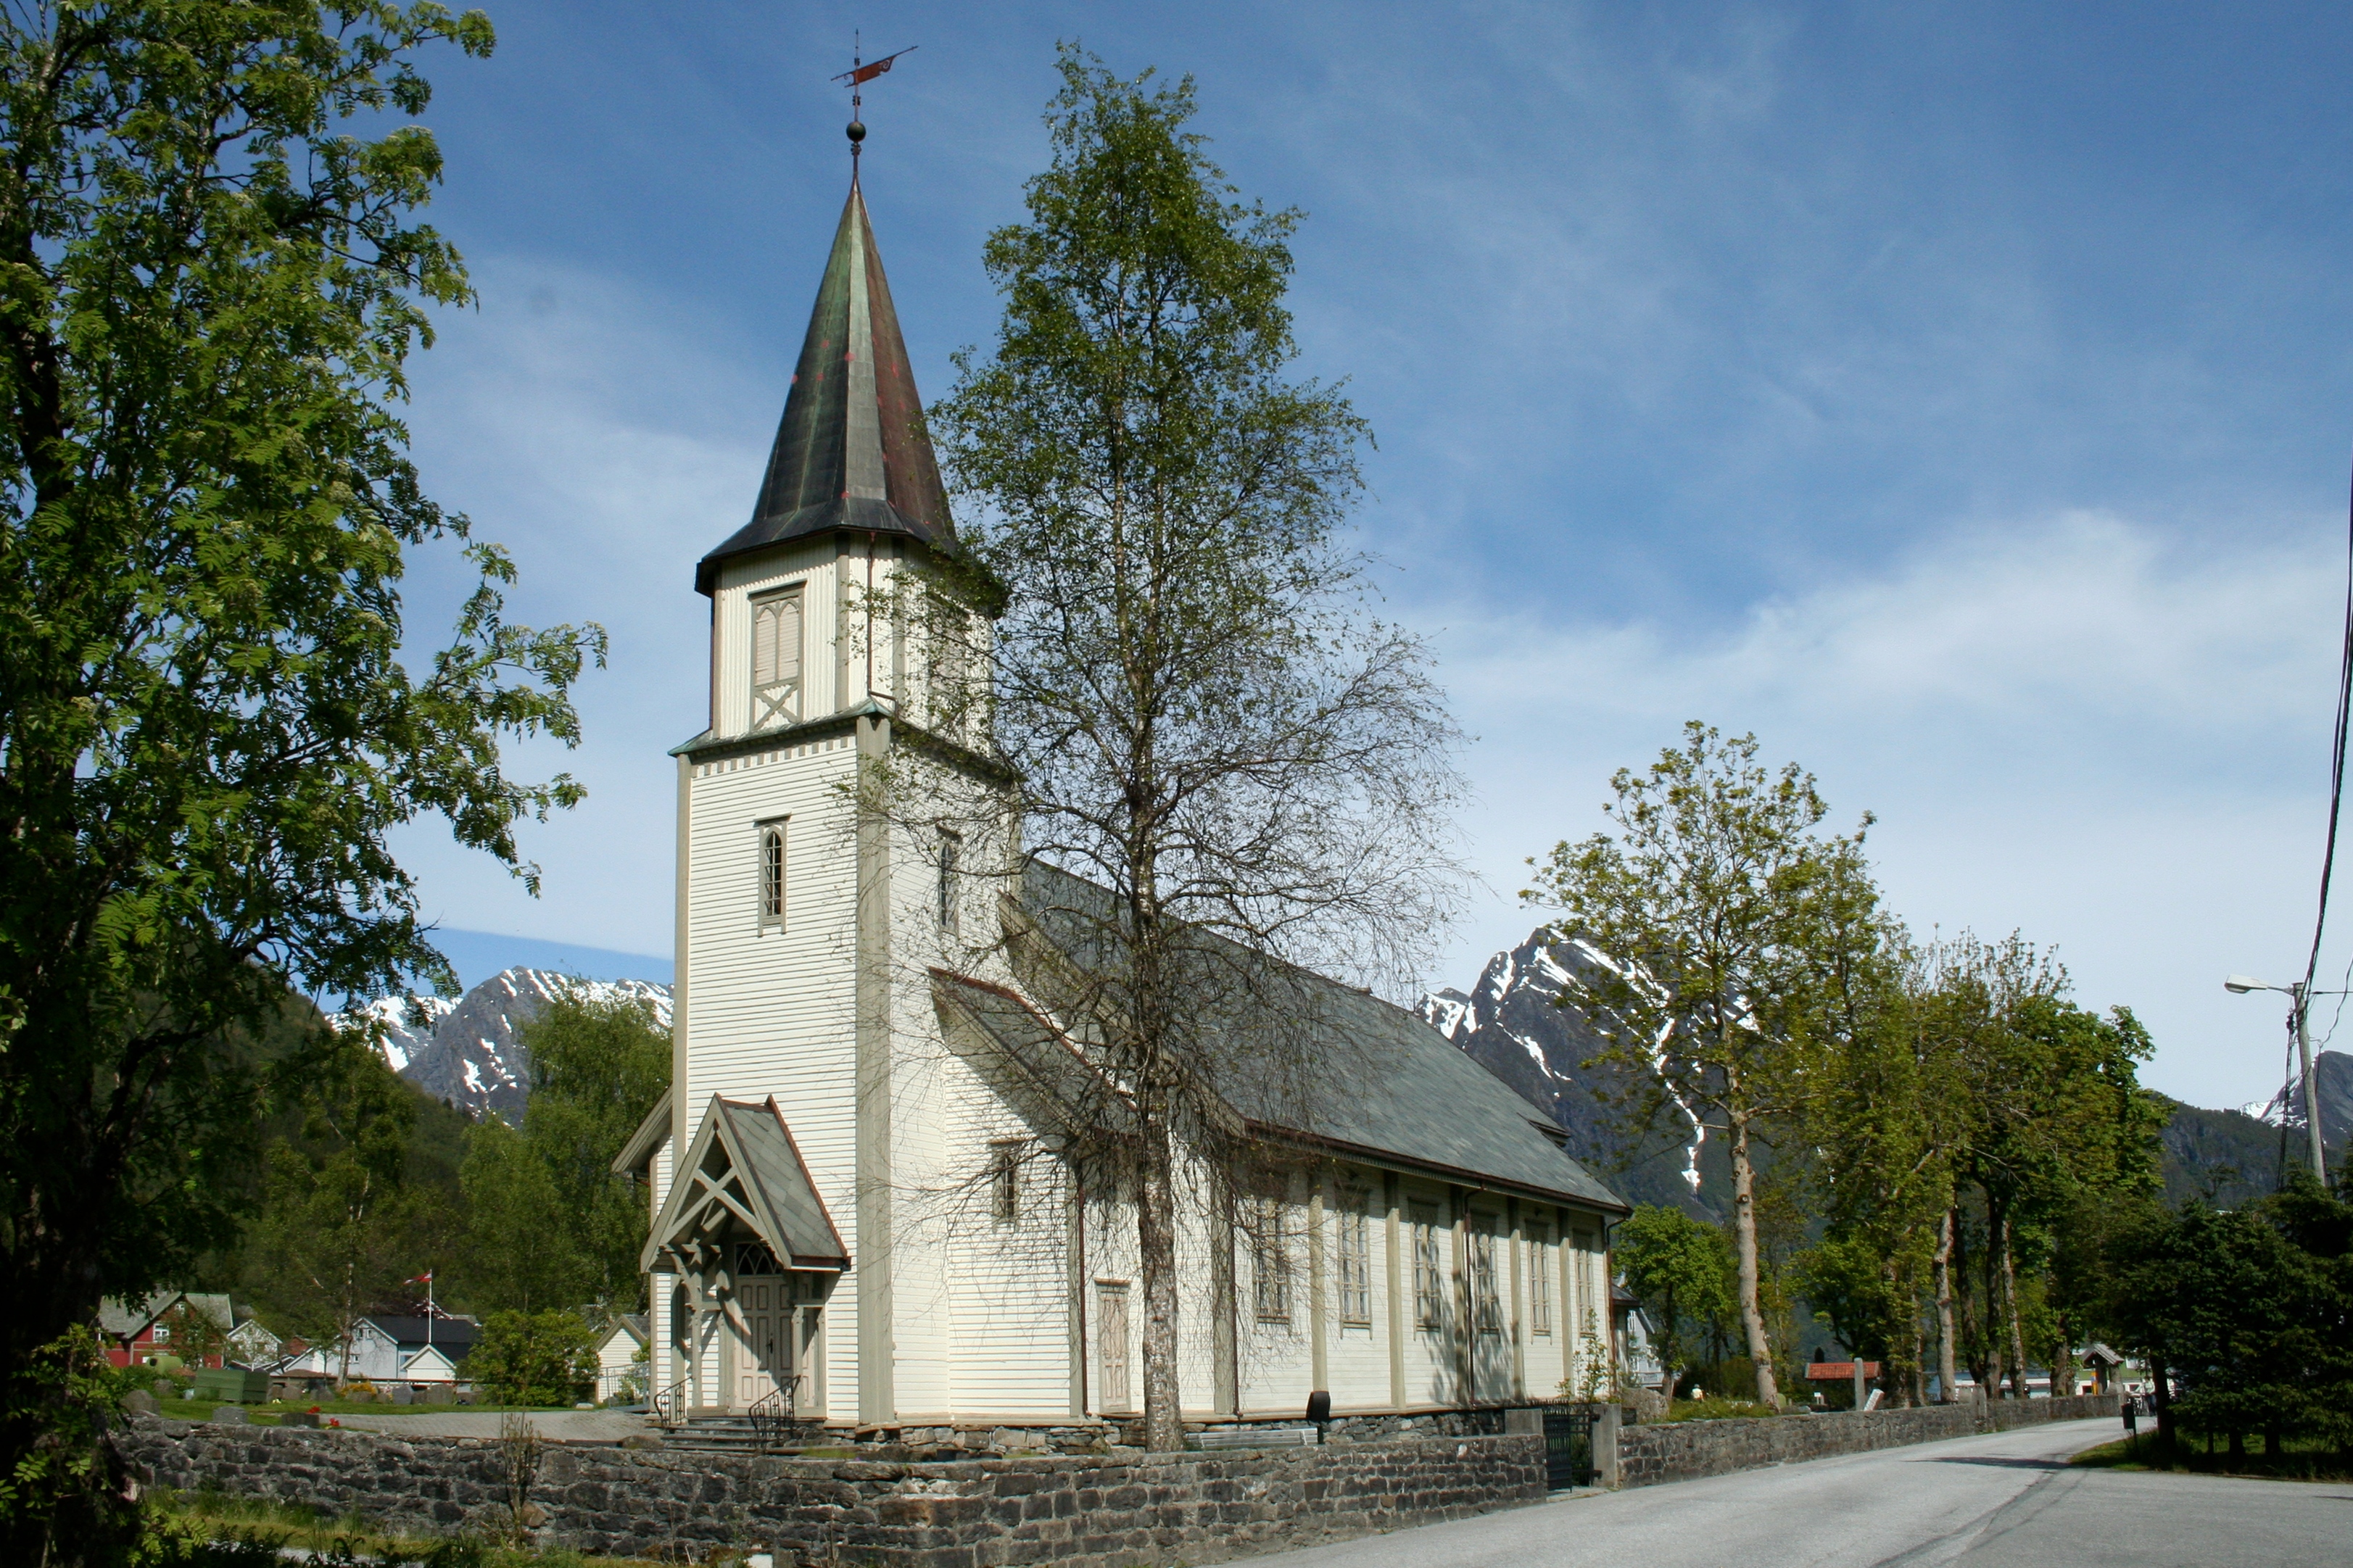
<box><xmin>365</xmin><ymin>1316</ymin><xmax>481</xmax><ymax>1355</ymax></box>
<box><xmin>644</xmin><ymin>1095</ymin><xmax>850</xmax><ymax>1272</ymax></box>
<box><xmin>720</xmin><ymin>1098</ymin><xmax>850</xmax><ymax>1267</ymax></box>
<box><xmin>697</xmin><ymin>176</ymin><xmax>954</xmax><ymax>594</ymax></box>
<box><xmin>941</xmin><ymin>860</ymin><xmax>1629</xmax><ymax>1214</ymax></box>
<box><xmin>97</xmin><ymin>1291</ymin><xmax>233</xmax><ymax>1340</ymax></box>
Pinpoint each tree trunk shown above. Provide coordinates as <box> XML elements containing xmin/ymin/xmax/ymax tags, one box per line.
<box><xmin>1909</xmin><ymin>1319</ymin><xmax>1926</xmax><ymax>1408</ymax></box>
<box><xmin>1136</xmin><ymin>1121</ymin><xmax>1183</xmax><ymax>1451</ymax></box>
<box><xmin>1933</xmin><ymin>1208</ymin><xmax>1959</xmax><ymax>1403</ymax></box>
<box><xmin>2051</xmin><ymin>1311</ymin><xmax>2076</xmax><ymax>1404</ymax></box>
<box><xmin>2153</xmin><ymin>1361</ymin><xmax>2174</xmax><ymax>1444</ymax></box>
<box><xmin>1982</xmin><ymin>1203</ymin><xmax>2006</xmax><ymax>1397</ymax></box>
<box><xmin>1727</xmin><ymin>1111</ymin><xmax>1780</xmax><ymax>1408</ymax></box>
<box><xmin>1999</xmin><ymin>1220</ymin><xmax>2028</xmax><ymax>1400</ymax></box>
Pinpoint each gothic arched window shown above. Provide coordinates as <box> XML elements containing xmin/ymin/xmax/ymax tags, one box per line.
<box><xmin>758</xmin><ymin>821</ymin><xmax>787</xmax><ymax>929</ymax></box>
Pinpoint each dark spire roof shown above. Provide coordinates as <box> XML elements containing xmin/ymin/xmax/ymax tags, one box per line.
<box><xmin>695</xmin><ymin>176</ymin><xmax>955</xmax><ymax>594</ymax></box>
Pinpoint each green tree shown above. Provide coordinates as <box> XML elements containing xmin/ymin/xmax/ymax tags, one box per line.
<box><xmin>2104</xmin><ymin>1198</ymin><xmax>2315</xmax><ymax>1457</ymax></box>
<box><xmin>1792</xmin><ymin>1234</ymin><xmax>1906</xmax><ymax>1394</ymax></box>
<box><xmin>241</xmin><ymin>1033</ymin><xmax>438</xmax><ymax>1381</ymax></box>
<box><xmin>0</xmin><ymin>7</ymin><xmax>600</xmax><ymax>1552</ymax></box>
<box><xmin>467</xmin><ymin>1309</ymin><xmax>595</xmax><ymax>1407</ymax></box>
<box><xmin>459</xmin><ymin>990</ymin><xmax>667</xmax><ymax>1314</ymax></box>
<box><xmin>1525</xmin><ymin>723</ymin><xmax>1883</xmax><ymax>1408</ymax></box>
<box><xmin>930</xmin><ymin>49</ymin><xmax>1467</xmax><ymax>1450</ymax></box>
<box><xmin>1912</xmin><ymin>937</ymin><xmax>2160</xmax><ymax>1398</ymax></box>
<box><xmin>1613</xmin><ymin>1203</ymin><xmax>1734</xmax><ymax>1397</ymax></box>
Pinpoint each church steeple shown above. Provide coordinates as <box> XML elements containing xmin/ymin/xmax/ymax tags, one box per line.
<box><xmin>695</xmin><ymin>176</ymin><xmax>955</xmax><ymax>594</ymax></box>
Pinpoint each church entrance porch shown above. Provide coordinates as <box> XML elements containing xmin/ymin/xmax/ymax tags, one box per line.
<box><xmin>719</xmin><ymin>1258</ymin><xmax>826</xmax><ymax>1416</ymax></box>
<box><xmin>642</xmin><ymin>1096</ymin><xmax>850</xmax><ymax>1423</ymax></box>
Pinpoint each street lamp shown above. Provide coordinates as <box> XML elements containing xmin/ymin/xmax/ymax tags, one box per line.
<box><xmin>2222</xmin><ymin>975</ymin><xmax>2328</xmax><ymax>1182</ymax></box>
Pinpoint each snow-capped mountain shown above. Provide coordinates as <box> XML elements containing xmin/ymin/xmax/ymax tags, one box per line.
<box><xmin>2238</xmin><ymin>1048</ymin><xmax>2353</xmax><ymax>1150</ymax></box>
<box><xmin>340</xmin><ymin>967</ymin><xmax>672</xmax><ymax>1121</ymax></box>
<box><xmin>1421</xmin><ymin>928</ymin><xmax>1713</xmax><ymax>1216</ymax></box>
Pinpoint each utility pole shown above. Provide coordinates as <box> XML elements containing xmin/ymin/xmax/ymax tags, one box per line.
<box><xmin>2228</xmin><ymin>974</ymin><xmax>2329</xmax><ymax>1185</ymax></box>
<box><xmin>2291</xmin><ymin>982</ymin><xmax>2328</xmax><ymax>1184</ymax></box>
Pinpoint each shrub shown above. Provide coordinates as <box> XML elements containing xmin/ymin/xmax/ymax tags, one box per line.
<box><xmin>468</xmin><ymin>1312</ymin><xmax>595</xmax><ymax>1407</ymax></box>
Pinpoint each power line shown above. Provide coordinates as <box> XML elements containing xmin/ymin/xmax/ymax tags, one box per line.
<box><xmin>2301</xmin><ymin>457</ymin><xmax>2353</xmax><ymax>1003</ymax></box>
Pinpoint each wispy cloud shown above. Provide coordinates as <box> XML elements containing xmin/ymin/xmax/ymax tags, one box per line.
<box><xmin>1429</xmin><ymin>510</ymin><xmax>2341</xmax><ymax>1108</ymax></box>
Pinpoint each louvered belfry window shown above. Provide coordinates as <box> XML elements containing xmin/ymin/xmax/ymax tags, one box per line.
<box><xmin>752</xmin><ymin>587</ymin><xmax>803</xmax><ymax>729</ymax></box>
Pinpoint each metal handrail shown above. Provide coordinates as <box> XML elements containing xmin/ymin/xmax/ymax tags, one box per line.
<box><xmin>650</xmin><ymin>1376</ymin><xmax>690</xmax><ymax>1430</ymax></box>
<box><xmin>746</xmin><ymin>1374</ymin><xmax>803</xmax><ymax>1452</ymax></box>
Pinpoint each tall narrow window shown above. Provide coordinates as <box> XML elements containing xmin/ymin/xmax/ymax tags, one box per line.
<box><xmin>1410</xmin><ymin>1203</ymin><xmax>1444</xmax><ymax>1329</ymax></box>
<box><xmin>758</xmin><ymin>821</ymin><xmax>787</xmax><ymax>928</ymax></box>
<box><xmin>751</xmin><ymin>587</ymin><xmax>803</xmax><ymax>729</ymax></box>
<box><xmin>1529</xmin><ymin>1219</ymin><xmax>1553</xmax><ymax>1336</ymax></box>
<box><xmin>1468</xmin><ymin>1216</ymin><xmax>1502</xmax><ymax>1335</ymax></box>
<box><xmin>989</xmin><ymin>1140</ymin><xmax>1022</xmax><ymax>1224</ymax></box>
<box><xmin>930</xmin><ymin>599</ymin><xmax>974</xmax><ymax>740</ymax></box>
<box><xmin>1252</xmin><ymin>1193</ymin><xmax>1291</xmax><ymax>1321</ymax></box>
<box><xmin>1337</xmin><ymin>1187</ymin><xmax>1372</xmax><ymax>1326</ymax></box>
<box><xmin>936</xmin><ymin>830</ymin><xmax>962</xmax><ymax>935</ymax></box>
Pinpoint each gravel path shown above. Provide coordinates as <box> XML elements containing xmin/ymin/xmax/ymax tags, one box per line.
<box><xmin>328</xmin><ymin>1409</ymin><xmax>653</xmax><ymax>1443</ymax></box>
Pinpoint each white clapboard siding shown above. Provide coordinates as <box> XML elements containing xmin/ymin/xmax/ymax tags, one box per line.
<box><xmin>711</xmin><ymin>542</ymin><xmax>842</xmax><ymax>740</ymax></box>
<box><xmin>1323</xmin><ymin>1169</ymin><xmax>1391</xmax><ymax>1412</ymax></box>
<box><xmin>939</xmin><ymin>1069</ymin><xmax>1073</xmax><ymax>1419</ymax></box>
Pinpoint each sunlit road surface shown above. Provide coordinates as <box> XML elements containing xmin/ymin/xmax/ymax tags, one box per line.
<box><xmin>1257</xmin><ymin>1417</ymin><xmax>2353</xmax><ymax>1568</ymax></box>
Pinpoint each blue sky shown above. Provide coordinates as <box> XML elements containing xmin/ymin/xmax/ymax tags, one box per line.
<box><xmin>384</xmin><ymin>1</ymin><xmax>2353</xmax><ymax>1111</ymax></box>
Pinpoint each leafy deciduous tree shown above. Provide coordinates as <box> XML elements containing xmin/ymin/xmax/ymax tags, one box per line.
<box><xmin>0</xmin><ymin>6</ymin><xmax>599</xmax><ymax>1551</ymax></box>
<box><xmin>1525</xmin><ymin>723</ymin><xmax>1882</xmax><ymax>1409</ymax></box>
<box><xmin>1613</xmin><ymin>1203</ymin><xmax>1735</xmax><ymax>1397</ymax></box>
<box><xmin>460</xmin><ymin>991</ymin><xmax>668</xmax><ymax>1314</ymax></box>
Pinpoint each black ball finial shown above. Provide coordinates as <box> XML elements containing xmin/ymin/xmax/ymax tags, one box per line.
<box><xmin>846</xmin><ymin>120</ymin><xmax>867</xmax><ymax>144</ymax></box>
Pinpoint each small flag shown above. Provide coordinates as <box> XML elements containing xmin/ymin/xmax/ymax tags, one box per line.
<box><xmin>834</xmin><ymin>46</ymin><xmax>916</xmax><ymax>87</ymax></box>
<box><xmin>408</xmin><ymin>1272</ymin><xmax>432</xmax><ymax>1285</ymax></box>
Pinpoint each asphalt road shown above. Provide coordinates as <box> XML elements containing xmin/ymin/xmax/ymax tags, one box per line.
<box><xmin>1257</xmin><ymin>1418</ymin><xmax>2353</xmax><ymax>1568</ymax></box>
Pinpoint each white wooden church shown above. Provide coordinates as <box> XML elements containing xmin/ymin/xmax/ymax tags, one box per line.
<box><xmin>613</xmin><ymin>156</ymin><xmax>1631</xmax><ymax>1436</ymax></box>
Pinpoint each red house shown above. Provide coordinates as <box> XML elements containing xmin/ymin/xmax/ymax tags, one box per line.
<box><xmin>99</xmin><ymin>1291</ymin><xmax>233</xmax><ymax>1369</ymax></box>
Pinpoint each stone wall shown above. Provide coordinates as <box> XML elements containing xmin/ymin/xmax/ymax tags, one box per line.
<box><xmin>1613</xmin><ymin>1392</ymin><xmax>2120</xmax><ymax>1489</ymax></box>
<box><xmin>122</xmin><ymin>1416</ymin><xmax>1545</xmax><ymax>1566</ymax></box>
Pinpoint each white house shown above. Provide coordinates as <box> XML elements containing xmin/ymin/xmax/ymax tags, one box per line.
<box><xmin>612</xmin><ymin>153</ymin><xmax>1631</xmax><ymax>1435</ymax></box>
<box><xmin>597</xmin><ymin>1314</ymin><xmax>649</xmax><ymax>1404</ymax></box>
<box><xmin>226</xmin><ymin>1317</ymin><xmax>281</xmax><ymax>1369</ymax></box>
<box><xmin>283</xmin><ymin>1315</ymin><xmax>479</xmax><ymax>1387</ymax></box>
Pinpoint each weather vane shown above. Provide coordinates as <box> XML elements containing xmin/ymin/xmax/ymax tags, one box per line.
<box><xmin>832</xmin><ymin>33</ymin><xmax>916</xmax><ymax>170</ymax></box>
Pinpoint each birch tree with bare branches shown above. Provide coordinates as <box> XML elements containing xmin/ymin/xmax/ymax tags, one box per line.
<box><xmin>926</xmin><ymin>46</ymin><xmax>1469</xmax><ymax>1451</ymax></box>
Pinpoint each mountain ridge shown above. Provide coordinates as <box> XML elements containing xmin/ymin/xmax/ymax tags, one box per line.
<box><xmin>1420</xmin><ymin>925</ymin><xmax>2336</xmax><ymax>1219</ymax></box>
<box><xmin>340</xmin><ymin>967</ymin><xmax>673</xmax><ymax>1121</ymax></box>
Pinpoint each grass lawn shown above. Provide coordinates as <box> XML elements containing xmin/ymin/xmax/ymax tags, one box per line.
<box><xmin>154</xmin><ymin>1395</ymin><xmax>596</xmax><ymax>1425</ymax></box>
<box><xmin>2070</xmin><ymin>1432</ymin><xmax>2353</xmax><ymax>1483</ymax></box>
<box><xmin>1656</xmin><ymin>1396</ymin><xmax>1782</xmax><ymax>1422</ymax></box>
<box><xmin>154</xmin><ymin>1489</ymin><xmax>695</xmax><ymax>1565</ymax></box>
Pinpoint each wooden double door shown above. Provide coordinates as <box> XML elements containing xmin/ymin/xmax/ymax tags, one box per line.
<box><xmin>729</xmin><ymin>1273</ymin><xmax>797</xmax><ymax>1410</ymax></box>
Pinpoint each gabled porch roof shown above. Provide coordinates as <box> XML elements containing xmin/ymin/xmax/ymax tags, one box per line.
<box><xmin>643</xmin><ymin>1094</ymin><xmax>848</xmax><ymax>1275</ymax></box>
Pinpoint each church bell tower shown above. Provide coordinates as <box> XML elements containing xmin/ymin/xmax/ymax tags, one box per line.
<box><xmin>640</xmin><ymin>128</ymin><xmax>995</xmax><ymax>1427</ymax></box>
